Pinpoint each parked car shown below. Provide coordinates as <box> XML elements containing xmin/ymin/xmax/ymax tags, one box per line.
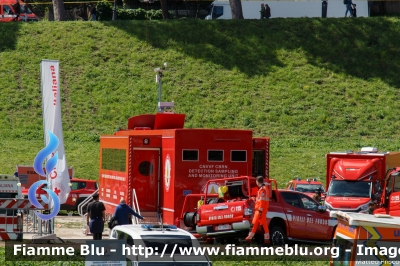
<box><xmin>110</xmin><ymin>224</ymin><xmax>213</xmax><ymax>266</ymax></box>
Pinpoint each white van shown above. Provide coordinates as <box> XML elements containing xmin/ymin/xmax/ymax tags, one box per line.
<box><xmin>205</xmin><ymin>0</ymin><xmax>369</xmax><ymax>19</ymax></box>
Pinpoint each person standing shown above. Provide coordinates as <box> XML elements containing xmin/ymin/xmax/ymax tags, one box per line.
<box><xmin>245</xmin><ymin>176</ymin><xmax>271</xmax><ymax>245</ymax></box>
<box><xmin>90</xmin><ymin>5</ymin><xmax>97</xmax><ymax>21</ymax></box>
<box><xmin>260</xmin><ymin>3</ymin><xmax>266</xmax><ymax>19</ymax></box>
<box><xmin>113</xmin><ymin>198</ymin><xmax>145</xmax><ymax>225</ymax></box>
<box><xmin>345</xmin><ymin>0</ymin><xmax>353</xmax><ymax>17</ymax></box>
<box><xmin>86</xmin><ymin>193</ymin><xmax>106</xmax><ymax>240</ymax></box>
<box><xmin>265</xmin><ymin>4</ymin><xmax>271</xmax><ymax>19</ymax></box>
<box><xmin>11</xmin><ymin>0</ymin><xmax>21</xmax><ymax>21</ymax></box>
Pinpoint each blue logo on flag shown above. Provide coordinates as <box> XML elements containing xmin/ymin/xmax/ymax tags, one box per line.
<box><xmin>28</xmin><ymin>130</ymin><xmax>61</xmax><ymax>220</ymax></box>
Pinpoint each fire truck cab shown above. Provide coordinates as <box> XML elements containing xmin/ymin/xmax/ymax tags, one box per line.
<box><xmin>99</xmin><ymin>112</ymin><xmax>270</xmax><ymax>225</ymax></box>
<box><xmin>0</xmin><ymin>0</ymin><xmax>38</xmax><ymax>22</ymax></box>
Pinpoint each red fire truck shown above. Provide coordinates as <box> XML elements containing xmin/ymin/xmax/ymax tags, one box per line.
<box><xmin>0</xmin><ymin>0</ymin><xmax>38</xmax><ymax>22</ymax></box>
<box><xmin>99</xmin><ymin>112</ymin><xmax>270</xmax><ymax>224</ymax></box>
<box><xmin>324</xmin><ymin>147</ymin><xmax>400</xmax><ymax>213</ymax></box>
<box><xmin>178</xmin><ymin>176</ymin><xmax>336</xmax><ymax>244</ymax></box>
<box><xmin>374</xmin><ymin>167</ymin><xmax>400</xmax><ymax>216</ymax></box>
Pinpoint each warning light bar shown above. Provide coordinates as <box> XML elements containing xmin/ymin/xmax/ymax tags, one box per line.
<box><xmin>141</xmin><ymin>224</ymin><xmax>177</xmax><ymax>230</ymax></box>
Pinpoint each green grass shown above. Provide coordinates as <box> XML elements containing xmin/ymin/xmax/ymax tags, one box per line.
<box><xmin>1</xmin><ymin>18</ymin><xmax>400</xmax><ymax>185</ymax></box>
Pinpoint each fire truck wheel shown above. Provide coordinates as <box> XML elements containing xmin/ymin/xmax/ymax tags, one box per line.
<box><xmin>270</xmin><ymin>226</ymin><xmax>287</xmax><ymax>246</ymax></box>
<box><xmin>183</xmin><ymin>212</ymin><xmax>196</xmax><ymax>228</ymax></box>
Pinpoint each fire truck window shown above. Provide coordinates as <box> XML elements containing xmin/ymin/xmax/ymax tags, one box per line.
<box><xmin>138</xmin><ymin>161</ymin><xmax>153</xmax><ymax>176</ymax></box>
<box><xmin>281</xmin><ymin>192</ymin><xmax>301</xmax><ymax>208</ymax></box>
<box><xmin>252</xmin><ymin>150</ymin><xmax>264</xmax><ymax>177</ymax></box>
<box><xmin>208</xmin><ymin>150</ymin><xmax>223</xmax><ymax>162</ymax></box>
<box><xmin>231</xmin><ymin>150</ymin><xmax>246</xmax><ymax>162</ymax></box>
<box><xmin>0</xmin><ymin>193</ymin><xmax>17</xmax><ymax>198</ymax></box>
<box><xmin>102</xmin><ymin>148</ymin><xmax>126</xmax><ymax>172</ymax></box>
<box><xmin>394</xmin><ymin>176</ymin><xmax>400</xmax><ymax>192</ymax></box>
<box><xmin>71</xmin><ymin>182</ymin><xmax>79</xmax><ymax>190</ymax></box>
<box><xmin>182</xmin><ymin>150</ymin><xmax>198</xmax><ymax>161</ymax></box>
<box><xmin>4</xmin><ymin>5</ymin><xmax>12</xmax><ymax>14</ymax></box>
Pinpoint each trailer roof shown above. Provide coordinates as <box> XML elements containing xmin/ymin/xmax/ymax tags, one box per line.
<box><xmin>330</xmin><ymin>211</ymin><xmax>400</xmax><ymax>228</ymax></box>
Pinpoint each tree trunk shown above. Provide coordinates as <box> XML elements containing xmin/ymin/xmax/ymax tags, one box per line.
<box><xmin>229</xmin><ymin>0</ymin><xmax>244</xmax><ymax>19</ymax></box>
<box><xmin>52</xmin><ymin>0</ymin><xmax>67</xmax><ymax>21</ymax></box>
<box><xmin>160</xmin><ymin>0</ymin><xmax>169</xmax><ymax>19</ymax></box>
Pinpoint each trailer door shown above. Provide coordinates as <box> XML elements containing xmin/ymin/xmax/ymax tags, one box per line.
<box><xmin>132</xmin><ymin>148</ymin><xmax>160</xmax><ymax>212</ymax></box>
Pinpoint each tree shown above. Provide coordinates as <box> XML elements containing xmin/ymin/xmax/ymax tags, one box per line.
<box><xmin>229</xmin><ymin>0</ymin><xmax>243</xmax><ymax>19</ymax></box>
<box><xmin>52</xmin><ymin>0</ymin><xmax>67</xmax><ymax>21</ymax></box>
<box><xmin>160</xmin><ymin>0</ymin><xmax>169</xmax><ymax>19</ymax></box>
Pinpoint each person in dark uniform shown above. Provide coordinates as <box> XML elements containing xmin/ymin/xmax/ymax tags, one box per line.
<box><xmin>86</xmin><ymin>193</ymin><xmax>105</xmax><ymax>240</ymax></box>
<box><xmin>11</xmin><ymin>0</ymin><xmax>21</xmax><ymax>21</ymax></box>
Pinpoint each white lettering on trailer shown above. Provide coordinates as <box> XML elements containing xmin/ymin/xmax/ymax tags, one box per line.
<box><xmin>101</xmin><ymin>174</ymin><xmax>125</xmax><ymax>181</ymax></box>
<box><xmin>188</xmin><ymin>165</ymin><xmax>239</xmax><ymax>178</ymax></box>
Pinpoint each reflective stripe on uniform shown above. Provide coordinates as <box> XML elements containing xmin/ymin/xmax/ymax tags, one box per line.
<box><xmin>259</xmin><ymin>208</ymin><xmax>263</xmax><ymax>211</ymax></box>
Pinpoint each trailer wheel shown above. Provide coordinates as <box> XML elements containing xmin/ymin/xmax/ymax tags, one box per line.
<box><xmin>270</xmin><ymin>226</ymin><xmax>287</xmax><ymax>246</ymax></box>
<box><xmin>183</xmin><ymin>212</ymin><xmax>197</xmax><ymax>228</ymax></box>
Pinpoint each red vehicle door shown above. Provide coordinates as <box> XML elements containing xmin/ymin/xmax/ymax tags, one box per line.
<box><xmin>0</xmin><ymin>4</ymin><xmax>18</xmax><ymax>22</ymax></box>
<box><xmin>298</xmin><ymin>193</ymin><xmax>332</xmax><ymax>240</ymax></box>
<box><xmin>280</xmin><ymin>191</ymin><xmax>307</xmax><ymax>238</ymax></box>
<box><xmin>132</xmin><ymin>148</ymin><xmax>160</xmax><ymax>212</ymax></box>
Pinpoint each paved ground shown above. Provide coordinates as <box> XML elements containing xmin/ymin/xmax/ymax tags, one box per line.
<box><xmin>22</xmin><ymin>214</ymin><xmax>111</xmax><ymax>241</ymax></box>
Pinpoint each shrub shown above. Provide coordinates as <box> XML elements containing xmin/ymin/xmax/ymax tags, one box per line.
<box><xmin>97</xmin><ymin>1</ymin><xmax>113</xmax><ymax>21</ymax></box>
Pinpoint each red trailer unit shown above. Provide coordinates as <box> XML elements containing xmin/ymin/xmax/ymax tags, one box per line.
<box><xmin>99</xmin><ymin>113</ymin><xmax>270</xmax><ymax>225</ymax></box>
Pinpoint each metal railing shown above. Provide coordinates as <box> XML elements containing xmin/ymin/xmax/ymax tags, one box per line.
<box><xmin>78</xmin><ymin>189</ymin><xmax>98</xmax><ymax>216</ymax></box>
<box><xmin>131</xmin><ymin>189</ymin><xmax>141</xmax><ymax>225</ymax></box>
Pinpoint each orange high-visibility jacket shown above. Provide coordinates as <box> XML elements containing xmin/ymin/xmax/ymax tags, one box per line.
<box><xmin>255</xmin><ymin>183</ymin><xmax>271</xmax><ymax>212</ymax></box>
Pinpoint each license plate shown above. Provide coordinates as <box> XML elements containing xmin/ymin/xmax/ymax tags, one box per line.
<box><xmin>216</xmin><ymin>224</ymin><xmax>231</xmax><ymax>231</ymax></box>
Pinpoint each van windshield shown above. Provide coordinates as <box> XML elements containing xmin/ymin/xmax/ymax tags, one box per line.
<box><xmin>296</xmin><ymin>184</ymin><xmax>324</xmax><ymax>193</ymax></box>
<box><xmin>20</xmin><ymin>5</ymin><xmax>33</xmax><ymax>14</ymax></box>
<box><xmin>327</xmin><ymin>180</ymin><xmax>371</xmax><ymax>197</ymax></box>
<box><xmin>332</xmin><ymin>236</ymin><xmax>353</xmax><ymax>265</ymax></box>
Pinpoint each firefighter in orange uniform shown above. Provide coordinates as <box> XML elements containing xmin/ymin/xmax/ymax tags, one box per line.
<box><xmin>245</xmin><ymin>176</ymin><xmax>271</xmax><ymax>245</ymax></box>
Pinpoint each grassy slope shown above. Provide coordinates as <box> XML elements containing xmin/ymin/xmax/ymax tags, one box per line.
<box><xmin>0</xmin><ymin>18</ymin><xmax>400</xmax><ymax>184</ymax></box>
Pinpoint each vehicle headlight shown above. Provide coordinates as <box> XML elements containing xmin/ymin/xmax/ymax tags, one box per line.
<box><xmin>324</xmin><ymin>202</ymin><xmax>333</xmax><ymax>210</ymax></box>
<box><xmin>359</xmin><ymin>202</ymin><xmax>370</xmax><ymax>211</ymax></box>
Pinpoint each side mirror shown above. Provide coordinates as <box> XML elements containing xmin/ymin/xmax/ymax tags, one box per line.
<box><xmin>317</xmin><ymin>205</ymin><xmax>327</xmax><ymax>212</ymax></box>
